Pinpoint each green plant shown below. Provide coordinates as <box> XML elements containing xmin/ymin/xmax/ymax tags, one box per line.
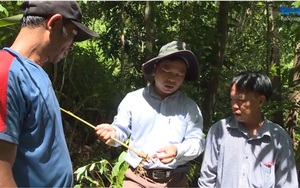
<box><xmin>74</xmin><ymin>151</ymin><xmax>128</xmax><ymax>188</ymax></box>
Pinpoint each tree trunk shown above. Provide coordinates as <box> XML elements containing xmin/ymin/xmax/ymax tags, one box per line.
<box><xmin>267</xmin><ymin>2</ymin><xmax>284</xmax><ymax>126</ymax></box>
<box><xmin>120</xmin><ymin>2</ymin><xmax>125</xmax><ymax>83</ymax></box>
<box><xmin>202</xmin><ymin>1</ymin><xmax>229</xmax><ymax>130</ymax></box>
<box><xmin>285</xmin><ymin>41</ymin><xmax>300</xmax><ymax>144</ymax></box>
<box><xmin>144</xmin><ymin>1</ymin><xmax>153</xmax><ymax>83</ymax></box>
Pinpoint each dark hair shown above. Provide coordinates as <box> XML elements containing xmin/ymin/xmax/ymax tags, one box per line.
<box><xmin>20</xmin><ymin>15</ymin><xmax>72</xmax><ymax>32</ymax></box>
<box><xmin>20</xmin><ymin>15</ymin><xmax>46</xmax><ymax>28</ymax></box>
<box><xmin>230</xmin><ymin>71</ymin><xmax>273</xmax><ymax>101</ymax></box>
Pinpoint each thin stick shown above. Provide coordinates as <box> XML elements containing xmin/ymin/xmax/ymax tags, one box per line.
<box><xmin>60</xmin><ymin>108</ymin><xmax>151</xmax><ymax>161</ymax></box>
<box><xmin>60</xmin><ymin>108</ymin><xmax>95</xmax><ymax>129</ymax></box>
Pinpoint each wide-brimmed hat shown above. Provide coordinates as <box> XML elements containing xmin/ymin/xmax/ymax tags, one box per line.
<box><xmin>142</xmin><ymin>41</ymin><xmax>199</xmax><ymax>81</ymax></box>
<box><xmin>20</xmin><ymin>1</ymin><xmax>99</xmax><ymax>42</ymax></box>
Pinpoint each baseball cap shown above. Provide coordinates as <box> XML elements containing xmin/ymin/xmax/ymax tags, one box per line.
<box><xmin>20</xmin><ymin>1</ymin><xmax>99</xmax><ymax>42</ymax></box>
<box><xmin>142</xmin><ymin>41</ymin><xmax>199</xmax><ymax>81</ymax></box>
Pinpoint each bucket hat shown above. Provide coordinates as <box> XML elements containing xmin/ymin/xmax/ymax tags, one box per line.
<box><xmin>142</xmin><ymin>41</ymin><xmax>199</xmax><ymax>81</ymax></box>
<box><xmin>20</xmin><ymin>1</ymin><xmax>99</xmax><ymax>42</ymax></box>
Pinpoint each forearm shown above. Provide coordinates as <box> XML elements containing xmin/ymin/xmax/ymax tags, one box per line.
<box><xmin>174</xmin><ymin>137</ymin><xmax>204</xmax><ymax>163</ymax></box>
<box><xmin>198</xmin><ymin>151</ymin><xmax>218</xmax><ymax>188</ymax></box>
<box><xmin>0</xmin><ymin>168</ymin><xmax>17</xmax><ymax>187</ymax></box>
<box><xmin>0</xmin><ymin>140</ymin><xmax>17</xmax><ymax>187</ymax></box>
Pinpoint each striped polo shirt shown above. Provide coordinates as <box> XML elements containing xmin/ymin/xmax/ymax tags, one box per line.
<box><xmin>198</xmin><ymin>116</ymin><xmax>298</xmax><ymax>188</ymax></box>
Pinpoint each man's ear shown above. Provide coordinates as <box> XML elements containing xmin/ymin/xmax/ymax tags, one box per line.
<box><xmin>258</xmin><ymin>95</ymin><xmax>266</xmax><ymax>107</ymax></box>
<box><xmin>46</xmin><ymin>14</ymin><xmax>63</xmax><ymax>31</ymax></box>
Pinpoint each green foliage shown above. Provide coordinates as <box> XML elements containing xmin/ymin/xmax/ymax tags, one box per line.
<box><xmin>0</xmin><ymin>4</ymin><xmax>8</xmax><ymax>16</ymax></box>
<box><xmin>0</xmin><ymin>1</ymin><xmax>22</xmax><ymax>47</ymax></box>
<box><xmin>2</xmin><ymin>1</ymin><xmax>300</xmax><ymax>187</ymax></box>
<box><xmin>0</xmin><ymin>14</ymin><xmax>22</xmax><ymax>28</ymax></box>
<box><xmin>74</xmin><ymin>151</ymin><xmax>128</xmax><ymax>188</ymax></box>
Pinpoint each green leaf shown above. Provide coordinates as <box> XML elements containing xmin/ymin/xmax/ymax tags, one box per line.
<box><xmin>257</xmin><ymin>2</ymin><xmax>264</xmax><ymax>6</ymax></box>
<box><xmin>89</xmin><ymin>163</ymin><xmax>96</xmax><ymax>171</ymax></box>
<box><xmin>98</xmin><ymin>159</ymin><xmax>108</xmax><ymax>174</ymax></box>
<box><xmin>292</xmin><ymin>1</ymin><xmax>300</xmax><ymax>8</ymax></box>
<box><xmin>0</xmin><ymin>14</ymin><xmax>22</xmax><ymax>28</ymax></box>
<box><xmin>73</xmin><ymin>184</ymin><xmax>82</xmax><ymax>188</ymax></box>
<box><xmin>85</xmin><ymin>176</ymin><xmax>99</xmax><ymax>186</ymax></box>
<box><xmin>74</xmin><ymin>166</ymin><xmax>87</xmax><ymax>181</ymax></box>
<box><xmin>118</xmin><ymin>151</ymin><xmax>127</xmax><ymax>161</ymax></box>
<box><xmin>74</xmin><ymin>166</ymin><xmax>87</xmax><ymax>175</ymax></box>
<box><xmin>111</xmin><ymin>162</ymin><xmax>121</xmax><ymax>177</ymax></box>
<box><xmin>0</xmin><ymin>4</ymin><xmax>8</xmax><ymax>16</ymax></box>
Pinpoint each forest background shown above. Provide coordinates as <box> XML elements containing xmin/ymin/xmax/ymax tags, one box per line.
<box><xmin>1</xmin><ymin>1</ymin><xmax>300</xmax><ymax>187</ymax></box>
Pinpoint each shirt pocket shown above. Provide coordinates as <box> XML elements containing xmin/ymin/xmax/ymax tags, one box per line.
<box><xmin>167</xmin><ymin>117</ymin><xmax>187</xmax><ymax>143</ymax></box>
<box><xmin>259</xmin><ymin>162</ymin><xmax>275</xmax><ymax>188</ymax></box>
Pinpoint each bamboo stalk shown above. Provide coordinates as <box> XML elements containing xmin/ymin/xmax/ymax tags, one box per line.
<box><xmin>60</xmin><ymin>108</ymin><xmax>151</xmax><ymax>161</ymax></box>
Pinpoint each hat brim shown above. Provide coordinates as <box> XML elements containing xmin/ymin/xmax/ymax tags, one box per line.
<box><xmin>71</xmin><ymin>20</ymin><xmax>99</xmax><ymax>42</ymax></box>
<box><xmin>142</xmin><ymin>50</ymin><xmax>199</xmax><ymax>81</ymax></box>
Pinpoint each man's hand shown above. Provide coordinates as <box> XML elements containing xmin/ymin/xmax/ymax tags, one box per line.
<box><xmin>153</xmin><ymin>145</ymin><xmax>177</xmax><ymax>164</ymax></box>
<box><xmin>94</xmin><ymin>123</ymin><xmax>116</xmax><ymax>145</ymax></box>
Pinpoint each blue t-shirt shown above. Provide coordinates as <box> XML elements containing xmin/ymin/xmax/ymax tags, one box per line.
<box><xmin>0</xmin><ymin>48</ymin><xmax>73</xmax><ymax>187</ymax></box>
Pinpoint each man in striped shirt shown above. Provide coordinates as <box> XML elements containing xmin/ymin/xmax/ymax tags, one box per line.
<box><xmin>198</xmin><ymin>71</ymin><xmax>298</xmax><ymax>188</ymax></box>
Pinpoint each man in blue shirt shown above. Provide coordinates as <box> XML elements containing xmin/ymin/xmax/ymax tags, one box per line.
<box><xmin>198</xmin><ymin>71</ymin><xmax>298</xmax><ymax>188</ymax></box>
<box><xmin>0</xmin><ymin>1</ymin><xmax>98</xmax><ymax>187</ymax></box>
<box><xmin>95</xmin><ymin>41</ymin><xmax>205</xmax><ymax>187</ymax></box>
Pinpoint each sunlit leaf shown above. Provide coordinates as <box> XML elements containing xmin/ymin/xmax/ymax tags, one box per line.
<box><xmin>0</xmin><ymin>4</ymin><xmax>8</xmax><ymax>16</ymax></box>
<box><xmin>89</xmin><ymin>163</ymin><xmax>96</xmax><ymax>171</ymax></box>
<box><xmin>0</xmin><ymin>14</ymin><xmax>22</xmax><ymax>28</ymax></box>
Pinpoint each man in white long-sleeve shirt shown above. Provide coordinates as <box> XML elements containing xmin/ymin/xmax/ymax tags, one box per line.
<box><xmin>95</xmin><ymin>41</ymin><xmax>205</xmax><ymax>187</ymax></box>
